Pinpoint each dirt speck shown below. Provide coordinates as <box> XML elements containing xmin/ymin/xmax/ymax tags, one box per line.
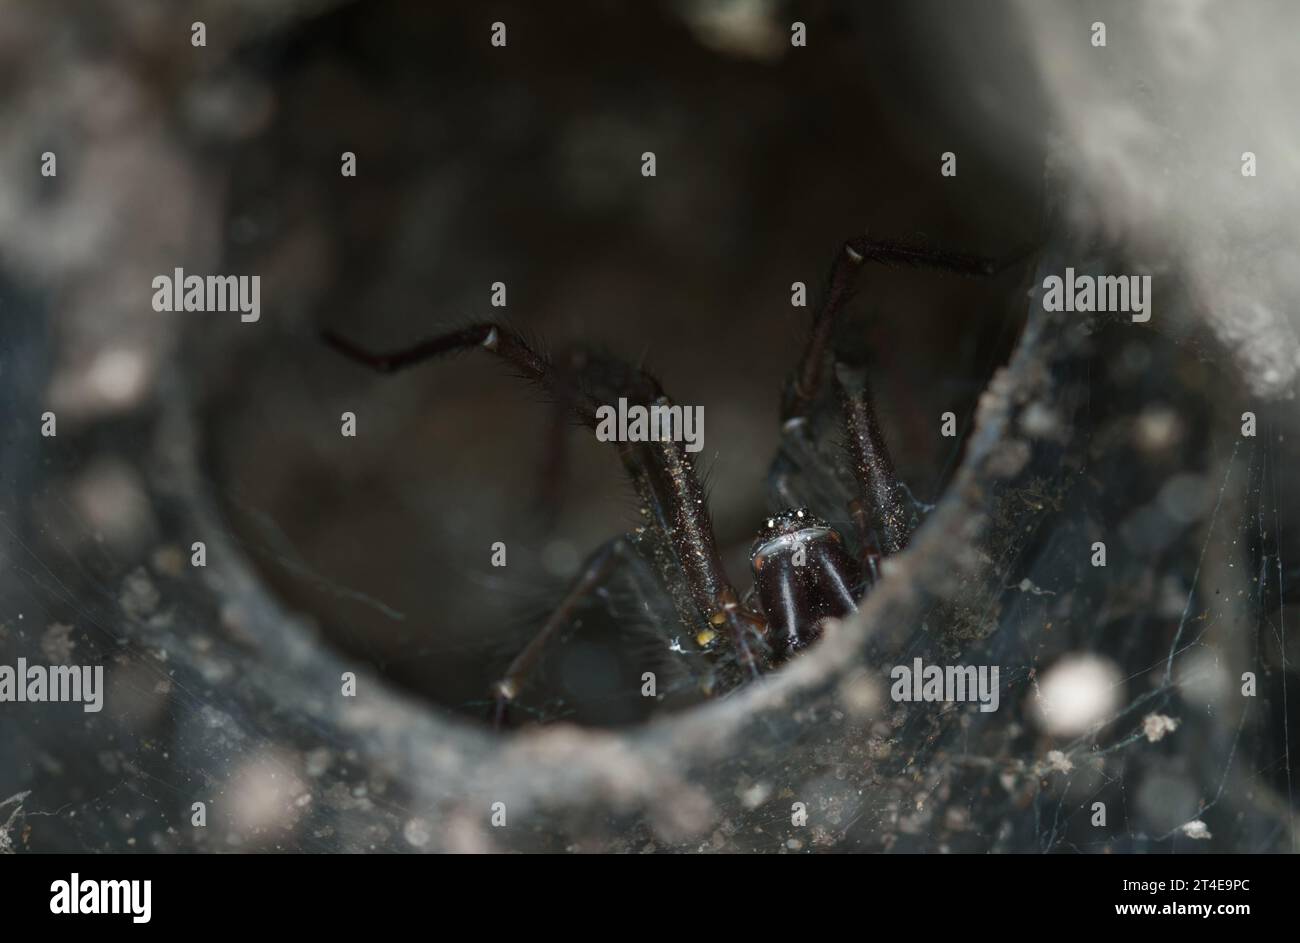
<box><xmin>41</xmin><ymin>622</ymin><xmax>77</xmax><ymax>664</ymax></box>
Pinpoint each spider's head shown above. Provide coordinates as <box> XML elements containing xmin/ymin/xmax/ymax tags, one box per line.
<box><xmin>750</xmin><ymin>508</ymin><xmax>862</xmax><ymax>662</ymax></box>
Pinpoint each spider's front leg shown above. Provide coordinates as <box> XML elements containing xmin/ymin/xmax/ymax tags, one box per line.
<box><xmin>781</xmin><ymin>235</ymin><xmax>999</xmax><ymax>425</ymax></box>
<box><xmin>778</xmin><ymin>234</ymin><xmax>1007</xmax><ymax>576</ymax></box>
<box><xmin>833</xmin><ymin>361</ymin><xmax>910</xmax><ymax>580</ymax></box>
<box><xmin>323</xmin><ymin>322</ymin><xmax>771</xmax><ymax>720</ymax></box>
<box><xmin>614</xmin><ymin>398</ymin><xmax>771</xmax><ymax>680</ymax></box>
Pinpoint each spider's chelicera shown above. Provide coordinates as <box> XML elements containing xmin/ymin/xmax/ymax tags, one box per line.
<box><xmin>324</xmin><ymin>234</ymin><xmax>1002</xmax><ymax>727</ymax></box>
<box><xmin>750</xmin><ymin>507</ymin><xmax>860</xmax><ymax>661</ymax></box>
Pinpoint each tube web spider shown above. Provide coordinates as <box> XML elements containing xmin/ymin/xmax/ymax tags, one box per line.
<box><xmin>325</xmin><ymin>235</ymin><xmax>1004</xmax><ymax>727</ymax></box>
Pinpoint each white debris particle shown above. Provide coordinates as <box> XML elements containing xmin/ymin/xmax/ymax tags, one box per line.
<box><xmin>83</xmin><ymin>346</ymin><xmax>150</xmax><ymax>409</ymax></box>
<box><xmin>119</xmin><ymin>566</ymin><xmax>161</xmax><ymax>620</ymax></box>
<box><xmin>679</xmin><ymin>0</ymin><xmax>784</xmax><ymax>61</ymax></box>
<box><xmin>41</xmin><ymin>623</ymin><xmax>77</xmax><ymax>664</ymax></box>
<box><xmin>70</xmin><ymin>459</ymin><xmax>155</xmax><ymax>550</ymax></box>
<box><xmin>1180</xmin><ymin>820</ymin><xmax>1212</xmax><ymax>840</ymax></box>
<box><xmin>1019</xmin><ymin>401</ymin><xmax>1063</xmax><ymax>439</ymax></box>
<box><xmin>1142</xmin><ymin>713</ymin><xmax>1180</xmax><ymax>743</ymax></box>
<box><xmin>227</xmin><ymin>751</ymin><xmax>307</xmax><ymax>838</ymax></box>
<box><xmin>0</xmin><ymin>791</ymin><xmax>31</xmax><ymax>854</ymax></box>
<box><xmin>1017</xmin><ymin>578</ymin><xmax>1055</xmax><ymax>596</ymax></box>
<box><xmin>1045</xmin><ymin>750</ymin><xmax>1074</xmax><ymax>774</ymax></box>
<box><xmin>837</xmin><ymin>671</ymin><xmax>882</xmax><ymax>718</ymax></box>
<box><xmin>738</xmin><ymin>782</ymin><xmax>771</xmax><ymax>809</ymax></box>
<box><xmin>403</xmin><ymin>817</ymin><xmax>433</xmax><ymax>848</ymax></box>
<box><xmin>1031</xmin><ymin>654</ymin><xmax>1123</xmax><ymax>737</ymax></box>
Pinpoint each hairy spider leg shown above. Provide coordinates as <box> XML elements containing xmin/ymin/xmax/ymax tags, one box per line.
<box><xmin>779</xmin><ymin>235</ymin><xmax>1013</xmax><ymax>569</ymax></box>
<box><xmin>322</xmin><ymin>322</ymin><xmax>596</xmax><ymax>418</ymax></box>
<box><xmin>554</xmin><ymin>347</ymin><xmax>770</xmax><ymax>680</ymax></box>
<box><xmin>834</xmin><ymin>361</ymin><xmax>910</xmax><ymax>577</ymax></box>
<box><xmin>488</xmin><ymin>535</ymin><xmax>633</xmax><ymax>728</ymax></box>
<box><xmin>631</xmin><ymin>406</ymin><xmax>769</xmax><ymax>676</ymax></box>
<box><xmin>322</xmin><ymin>322</ymin><xmax>769</xmax><ymax>714</ymax></box>
<box><xmin>781</xmin><ymin>234</ymin><xmax>1002</xmax><ymax>425</ymax></box>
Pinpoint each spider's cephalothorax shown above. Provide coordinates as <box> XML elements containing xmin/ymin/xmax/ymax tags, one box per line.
<box><xmin>323</xmin><ymin>233</ymin><xmax>1005</xmax><ymax>727</ymax></box>
<box><xmin>750</xmin><ymin>508</ymin><xmax>861</xmax><ymax>662</ymax></box>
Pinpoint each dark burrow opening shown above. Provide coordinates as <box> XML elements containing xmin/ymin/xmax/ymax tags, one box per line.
<box><xmin>194</xmin><ymin>0</ymin><xmax>1042</xmax><ymax>727</ymax></box>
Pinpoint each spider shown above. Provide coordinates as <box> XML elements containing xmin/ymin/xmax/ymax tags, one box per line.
<box><xmin>323</xmin><ymin>234</ymin><xmax>1006</xmax><ymax>727</ymax></box>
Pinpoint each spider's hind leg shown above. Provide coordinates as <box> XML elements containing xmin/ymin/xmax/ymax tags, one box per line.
<box><xmin>491</xmin><ymin>528</ymin><xmax>714</xmax><ymax>727</ymax></box>
<box><xmin>489</xmin><ymin>535</ymin><xmax>635</xmax><ymax>729</ymax></box>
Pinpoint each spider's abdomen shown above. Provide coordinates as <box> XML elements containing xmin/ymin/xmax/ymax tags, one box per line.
<box><xmin>750</xmin><ymin>509</ymin><xmax>861</xmax><ymax>662</ymax></box>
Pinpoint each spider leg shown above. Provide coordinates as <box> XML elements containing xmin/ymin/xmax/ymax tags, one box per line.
<box><xmin>489</xmin><ymin>535</ymin><xmax>633</xmax><ymax>729</ymax></box>
<box><xmin>781</xmin><ymin>234</ymin><xmax>1006</xmax><ymax>425</ymax></box>
<box><xmin>833</xmin><ymin>361</ymin><xmax>909</xmax><ymax>578</ymax></box>
<box><xmin>322</xmin><ymin>322</ymin><xmax>601</xmax><ymax>420</ymax></box>
<box><xmin>323</xmin><ymin>323</ymin><xmax>769</xmax><ymax>684</ymax></box>
<box><xmin>563</xmin><ymin>347</ymin><xmax>771</xmax><ymax>678</ymax></box>
<box><xmin>775</xmin><ymin>234</ymin><xmax>1028</xmax><ymax>572</ymax></box>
